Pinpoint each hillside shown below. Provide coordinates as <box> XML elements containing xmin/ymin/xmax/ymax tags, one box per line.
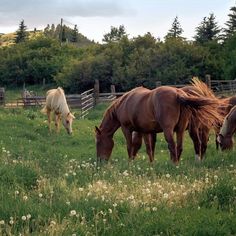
<box><xmin>0</xmin><ymin>27</ymin><xmax>93</xmax><ymax>48</ymax></box>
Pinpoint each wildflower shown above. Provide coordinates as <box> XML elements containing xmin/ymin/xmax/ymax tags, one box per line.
<box><xmin>66</xmin><ymin>201</ymin><xmax>71</xmax><ymax>205</ymax></box>
<box><xmin>9</xmin><ymin>219</ymin><xmax>14</xmax><ymax>225</ymax></box>
<box><xmin>123</xmin><ymin>170</ymin><xmax>129</xmax><ymax>177</ymax></box>
<box><xmin>152</xmin><ymin>207</ymin><xmax>157</xmax><ymax>211</ymax></box>
<box><xmin>108</xmin><ymin>209</ymin><xmax>112</xmax><ymax>214</ymax></box>
<box><xmin>21</xmin><ymin>216</ymin><xmax>27</xmax><ymax>221</ymax></box>
<box><xmin>70</xmin><ymin>210</ymin><xmax>77</xmax><ymax>216</ymax></box>
<box><xmin>50</xmin><ymin>220</ymin><xmax>56</xmax><ymax>226</ymax></box>
<box><xmin>166</xmin><ymin>174</ymin><xmax>171</xmax><ymax>178</ymax></box>
<box><xmin>15</xmin><ymin>190</ymin><xmax>19</xmax><ymax>195</ymax></box>
<box><xmin>163</xmin><ymin>193</ymin><xmax>169</xmax><ymax>199</ymax></box>
<box><xmin>78</xmin><ymin>187</ymin><xmax>84</xmax><ymax>192</ymax></box>
<box><xmin>23</xmin><ymin>196</ymin><xmax>28</xmax><ymax>201</ymax></box>
<box><xmin>39</xmin><ymin>193</ymin><xmax>43</xmax><ymax>198</ymax></box>
<box><xmin>0</xmin><ymin>220</ymin><xmax>5</xmax><ymax>225</ymax></box>
<box><xmin>26</xmin><ymin>214</ymin><xmax>31</xmax><ymax>220</ymax></box>
<box><xmin>113</xmin><ymin>203</ymin><xmax>117</xmax><ymax>208</ymax></box>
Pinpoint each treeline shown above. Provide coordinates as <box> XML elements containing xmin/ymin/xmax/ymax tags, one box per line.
<box><xmin>0</xmin><ymin>6</ymin><xmax>236</xmax><ymax>92</ymax></box>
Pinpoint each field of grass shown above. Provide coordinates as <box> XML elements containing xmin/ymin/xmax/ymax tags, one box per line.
<box><xmin>0</xmin><ymin>103</ymin><xmax>235</xmax><ymax>235</ymax></box>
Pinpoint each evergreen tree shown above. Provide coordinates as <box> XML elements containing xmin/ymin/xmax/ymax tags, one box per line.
<box><xmin>194</xmin><ymin>13</ymin><xmax>220</xmax><ymax>44</ymax></box>
<box><xmin>103</xmin><ymin>25</ymin><xmax>127</xmax><ymax>43</ymax></box>
<box><xmin>71</xmin><ymin>24</ymin><xmax>78</xmax><ymax>43</ymax></box>
<box><xmin>165</xmin><ymin>16</ymin><xmax>183</xmax><ymax>39</ymax></box>
<box><xmin>224</xmin><ymin>5</ymin><xmax>236</xmax><ymax>38</ymax></box>
<box><xmin>15</xmin><ymin>20</ymin><xmax>28</xmax><ymax>43</ymax></box>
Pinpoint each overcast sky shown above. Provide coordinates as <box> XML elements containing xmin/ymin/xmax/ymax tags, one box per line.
<box><xmin>0</xmin><ymin>0</ymin><xmax>235</xmax><ymax>42</ymax></box>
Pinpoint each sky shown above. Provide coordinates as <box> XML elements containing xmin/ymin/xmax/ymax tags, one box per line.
<box><xmin>0</xmin><ymin>0</ymin><xmax>235</xmax><ymax>42</ymax></box>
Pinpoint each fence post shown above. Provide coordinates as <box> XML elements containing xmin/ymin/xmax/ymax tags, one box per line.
<box><xmin>111</xmin><ymin>85</ymin><xmax>116</xmax><ymax>94</ymax></box>
<box><xmin>94</xmin><ymin>79</ymin><xmax>100</xmax><ymax>104</ymax></box>
<box><xmin>205</xmin><ymin>74</ymin><xmax>211</xmax><ymax>89</ymax></box>
<box><xmin>156</xmin><ymin>81</ymin><xmax>162</xmax><ymax>87</ymax></box>
<box><xmin>0</xmin><ymin>87</ymin><xmax>5</xmax><ymax>106</ymax></box>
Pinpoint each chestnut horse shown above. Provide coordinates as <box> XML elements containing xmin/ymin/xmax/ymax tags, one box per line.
<box><xmin>132</xmin><ymin>79</ymin><xmax>235</xmax><ymax>161</ymax></box>
<box><xmin>217</xmin><ymin>105</ymin><xmax>236</xmax><ymax>150</ymax></box>
<box><xmin>41</xmin><ymin>87</ymin><xmax>75</xmax><ymax>135</ymax></box>
<box><xmin>95</xmin><ymin>86</ymin><xmax>221</xmax><ymax>164</ymax></box>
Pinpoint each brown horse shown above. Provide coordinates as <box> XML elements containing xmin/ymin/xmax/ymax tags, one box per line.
<box><xmin>217</xmin><ymin>105</ymin><xmax>236</xmax><ymax>150</ymax></box>
<box><xmin>95</xmin><ymin>86</ymin><xmax>221</xmax><ymax>164</ymax></box>
<box><xmin>131</xmin><ymin>79</ymin><xmax>232</xmax><ymax>161</ymax></box>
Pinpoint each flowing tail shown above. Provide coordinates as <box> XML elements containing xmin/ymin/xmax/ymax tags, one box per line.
<box><xmin>177</xmin><ymin>93</ymin><xmax>224</xmax><ymax>129</ymax></box>
<box><xmin>41</xmin><ymin>106</ymin><xmax>47</xmax><ymax>114</ymax></box>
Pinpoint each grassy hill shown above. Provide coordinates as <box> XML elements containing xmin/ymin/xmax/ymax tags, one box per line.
<box><xmin>0</xmin><ymin>104</ymin><xmax>235</xmax><ymax>235</ymax></box>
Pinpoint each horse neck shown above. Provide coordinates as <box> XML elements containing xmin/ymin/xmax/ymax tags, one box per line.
<box><xmin>220</xmin><ymin>112</ymin><xmax>235</xmax><ymax>137</ymax></box>
<box><xmin>100</xmin><ymin>112</ymin><xmax>120</xmax><ymax>137</ymax></box>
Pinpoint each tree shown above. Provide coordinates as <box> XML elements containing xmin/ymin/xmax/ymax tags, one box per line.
<box><xmin>15</xmin><ymin>20</ymin><xmax>28</xmax><ymax>43</ymax></box>
<box><xmin>224</xmin><ymin>5</ymin><xmax>236</xmax><ymax>38</ymax></box>
<box><xmin>194</xmin><ymin>13</ymin><xmax>221</xmax><ymax>44</ymax></box>
<box><xmin>165</xmin><ymin>16</ymin><xmax>183</xmax><ymax>39</ymax></box>
<box><xmin>103</xmin><ymin>25</ymin><xmax>127</xmax><ymax>43</ymax></box>
<box><xmin>71</xmin><ymin>25</ymin><xmax>78</xmax><ymax>43</ymax></box>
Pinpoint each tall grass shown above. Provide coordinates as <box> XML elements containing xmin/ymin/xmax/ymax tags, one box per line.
<box><xmin>0</xmin><ymin>105</ymin><xmax>235</xmax><ymax>235</ymax></box>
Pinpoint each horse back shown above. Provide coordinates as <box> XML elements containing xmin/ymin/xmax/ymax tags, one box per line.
<box><xmin>116</xmin><ymin>86</ymin><xmax>181</xmax><ymax>132</ymax></box>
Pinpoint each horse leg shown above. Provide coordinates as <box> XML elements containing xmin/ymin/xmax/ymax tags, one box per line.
<box><xmin>131</xmin><ymin>132</ymin><xmax>143</xmax><ymax>158</ymax></box>
<box><xmin>200</xmin><ymin>127</ymin><xmax>210</xmax><ymax>159</ymax></box>
<box><xmin>188</xmin><ymin>124</ymin><xmax>201</xmax><ymax>161</ymax></box>
<box><xmin>143</xmin><ymin>133</ymin><xmax>156</xmax><ymax>162</ymax></box>
<box><xmin>47</xmin><ymin>110</ymin><xmax>51</xmax><ymax>132</ymax></box>
<box><xmin>163</xmin><ymin>128</ymin><xmax>178</xmax><ymax>164</ymax></box>
<box><xmin>176</xmin><ymin>130</ymin><xmax>185</xmax><ymax>162</ymax></box>
<box><xmin>121</xmin><ymin>126</ymin><xmax>134</xmax><ymax>160</ymax></box>
<box><xmin>55</xmin><ymin>113</ymin><xmax>60</xmax><ymax>133</ymax></box>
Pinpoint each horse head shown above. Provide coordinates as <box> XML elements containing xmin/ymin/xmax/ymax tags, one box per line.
<box><xmin>217</xmin><ymin>134</ymin><xmax>234</xmax><ymax>151</ymax></box>
<box><xmin>95</xmin><ymin>126</ymin><xmax>114</xmax><ymax>161</ymax></box>
<box><xmin>62</xmin><ymin>112</ymin><xmax>75</xmax><ymax>135</ymax></box>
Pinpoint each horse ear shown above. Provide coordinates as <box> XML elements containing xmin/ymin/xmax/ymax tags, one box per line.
<box><xmin>95</xmin><ymin>126</ymin><xmax>101</xmax><ymax>135</ymax></box>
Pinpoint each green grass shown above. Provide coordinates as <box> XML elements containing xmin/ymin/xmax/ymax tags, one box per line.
<box><xmin>0</xmin><ymin>105</ymin><xmax>235</xmax><ymax>235</ymax></box>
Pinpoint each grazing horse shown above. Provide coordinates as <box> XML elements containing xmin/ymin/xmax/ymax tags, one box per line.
<box><xmin>41</xmin><ymin>87</ymin><xmax>75</xmax><ymax>134</ymax></box>
<box><xmin>217</xmin><ymin>105</ymin><xmax>236</xmax><ymax>150</ymax></box>
<box><xmin>95</xmin><ymin>86</ymin><xmax>221</xmax><ymax>164</ymax></box>
<box><xmin>132</xmin><ymin>79</ymin><xmax>235</xmax><ymax>161</ymax></box>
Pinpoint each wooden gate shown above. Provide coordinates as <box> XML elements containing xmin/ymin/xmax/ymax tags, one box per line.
<box><xmin>80</xmin><ymin>88</ymin><xmax>94</xmax><ymax>118</ymax></box>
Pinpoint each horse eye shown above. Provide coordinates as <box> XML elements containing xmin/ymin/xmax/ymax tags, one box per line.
<box><xmin>66</xmin><ymin>120</ymin><xmax>69</xmax><ymax>124</ymax></box>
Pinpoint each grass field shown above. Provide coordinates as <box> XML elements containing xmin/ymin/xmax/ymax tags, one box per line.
<box><xmin>0</xmin><ymin>104</ymin><xmax>235</xmax><ymax>235</ymax></box>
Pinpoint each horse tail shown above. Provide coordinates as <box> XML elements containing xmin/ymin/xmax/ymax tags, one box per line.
<box><xmin>177</xmin><ymin>93</ymin><xmax>223</xmax><ymax>129</ymax></box>
<box><xmin>41</xmin><ymin>106</ymin><xmax>47</xmax><ymax>114</ymax></box>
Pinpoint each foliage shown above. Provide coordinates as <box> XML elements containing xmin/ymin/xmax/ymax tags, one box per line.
<box><xmin>1</xmin><ymin>5</ymin><xmax>236</xmax><ymax>91</ymax></box>
<box><xmin>224</xmin><ymin>6</ymin><xmax>236</xmax><ymax>38</ymax></box>
<box><xmin>103</xmin><ymin>25</ymin><xmax>127</xmax><ymax>43</ymax></box>
<box><xmin>15</xmin><ymin>20</ymin><xmax>28</xmax><ymax>44</ymax></box>
<box><xmin>194</xmin><ymin>13</ymin><xmax>221</xmax><ymax>44</ymax></box>
<box><xmin>165</xmin><ymin>16</ymin><xmax>184</xmax><ymax>39</ymax></box>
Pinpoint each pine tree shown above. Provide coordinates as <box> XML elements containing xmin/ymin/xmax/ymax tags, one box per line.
<box><xmin>15</xmin><ymin>20</ymin><xmax>28</xmax><ymax>43</ymax></box>
<box><xmin>165</xmin><ymin>16</ymin><xmax>183</xmax><ymax>39</ymax></box>
<box><xmin>224</xmin><ymin>5</ymin><xmax>236</xmax><ymax>37</ymax></box>
<box><xmin>71</xmin><ymin>25</ymin><xmax>78</xmax><ymax>43</ymax></box>
<box><xmin>194</xmin><ymin>13</ymin><xmax>220</xmax><ymax>44</ymax></box>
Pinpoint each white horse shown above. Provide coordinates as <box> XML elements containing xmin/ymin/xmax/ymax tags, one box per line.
<box><xmin>41</xmin><ymin>87</ymin><xmax>75</xmax><ymax>135</ymax></box>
